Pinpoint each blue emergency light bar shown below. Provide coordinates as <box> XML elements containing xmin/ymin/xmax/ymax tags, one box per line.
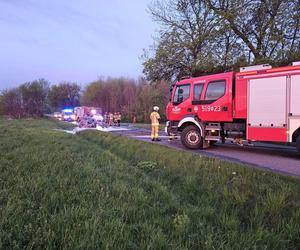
<box><xmin>62</xmin><ymin>108</ymin><xmax>73</xmax><ymax>113</ymax></box>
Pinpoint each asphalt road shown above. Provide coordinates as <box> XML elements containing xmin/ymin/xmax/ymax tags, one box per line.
<box><xmin>111</xmin><ymin>125</ymin><xmax>300</xmax><ymax>178</ymax></box>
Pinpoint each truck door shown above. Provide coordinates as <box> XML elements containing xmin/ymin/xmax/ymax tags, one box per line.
<box><xmin>247</xmin><ymin>76</ymin><xmax>288</xmax><ymax>142</ymax></box>
<box><xmin>169</xmin><ymin>83</ymin><xmax>192</xmax><ymax>121</ymax></box>
<box><xmin>197</xmin><ymin>76</ymin><xmax>233</xmax><ymax>122</ymax></box>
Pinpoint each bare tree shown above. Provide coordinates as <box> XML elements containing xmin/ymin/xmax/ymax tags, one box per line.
<box><xmin>143</xmin><ymin>0</ymin><xmax>300</xmax><ymax>82</ymax></box>
<box><xmin>205</xmin><ymin>0</ymin><xmax>300</xmax><ymax>62</ymax></box>
<box><xmin>19</xmin><ymin>79</ymin><xmax>49</xmax><ymax>117</ymax></box>
<box><xmin>0</xmin><ymin>88</ymin><xmax>23</xmax><ymax>118</ymax></box>
<box><xmin>143</xmin><ymin>0</ymin><xmax>219</xmax><ymax>81</ymax></box>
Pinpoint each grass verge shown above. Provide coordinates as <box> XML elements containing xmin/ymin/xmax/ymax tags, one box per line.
<box><xmin>0</xmin><ymin>118</ymin><xmax>300</xmax><ymax>249</ymax></box>
<box><xmin>130</xmin><ymin>123</ymin><xmax>165</xmax><ymax>131</ymax></box>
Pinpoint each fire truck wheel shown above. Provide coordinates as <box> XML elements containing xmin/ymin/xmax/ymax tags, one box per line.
<box><xmin>297</xmin><ymin>135</ymin><xmax>300</xmax><ymax>154</ymax></box>
<box><xmin>181</xmin><ymin>125</ymin><xmax>203</xmax><ymax>149</ymax></box>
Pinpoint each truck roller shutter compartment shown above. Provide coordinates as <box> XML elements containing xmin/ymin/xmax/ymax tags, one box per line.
<box><xmin>247</xmin><ymin>76</ymin><xmax>288</xmax><ymax>142</ymax></box>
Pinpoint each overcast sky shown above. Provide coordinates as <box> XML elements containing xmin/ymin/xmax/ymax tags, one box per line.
<box><xmin>0</xmin><ymin>0</ymin><xmax>157</xmax><ymax>89</ymax></box>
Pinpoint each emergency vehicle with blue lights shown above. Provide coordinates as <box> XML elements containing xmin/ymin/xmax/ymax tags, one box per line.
<box><xmin>165</xmin><ymin>63</ymin><xmax>300</xmax><ymax>153</ymax></box>
<box><xmin>61</xmin><ymin>108</ymin><xmax>75</xmax><ymax>121</ymax></box>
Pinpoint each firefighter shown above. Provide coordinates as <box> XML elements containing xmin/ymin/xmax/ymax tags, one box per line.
<box><xmin>117</xmin><ymin>112</ymin><xmax>121</xmax><ymax>126</ymax></box>
<box><xmin>109</xmin><ymin>112</ymin><xmax>114</xmax><ymax>126</ymax></box>
<box><xmin>114</xmin><ymin>112</ymin><xmax>119</xmax><ymax>126</ymax></box>
<box><xmin>106</xmin><ymin>112</ymin><xmax>110</xmax><ymax>125</ymax></box>
<box><xmin>104</xmin><ymin>112</ymin><xmax>108</xmax><ymax>124</ymax></box>
<box><xmin>150</xmin><ymin>106</ymin><xmax>161</xmax><ymax>141</ymax></box>
<box><xmin>132</xmin><ymin>114</ymin><xmax>137</xmax><ymax>124</ymax></box>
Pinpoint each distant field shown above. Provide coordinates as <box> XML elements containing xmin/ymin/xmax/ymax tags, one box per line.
<box><xmin>1</xmin><ymin>118</ymin><xmax>300</xmax><ymax>249</ymax></box>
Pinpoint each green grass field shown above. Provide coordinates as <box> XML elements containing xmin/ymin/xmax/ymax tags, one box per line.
<box><xmin>1</xmin><ymin>118</ymin><xmax>300</xmax><ymax>249</ymax></box>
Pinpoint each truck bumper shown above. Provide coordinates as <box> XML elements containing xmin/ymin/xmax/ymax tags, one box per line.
<box><xmin>165</xmin><ymin>121</ymin><xmax>179</xmax><ymax>135</ymax></box>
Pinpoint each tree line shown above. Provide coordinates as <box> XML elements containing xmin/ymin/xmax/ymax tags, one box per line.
<box><xmin>142</xmin><ymin>0</ymin><xmax>300</xmax><ymax>81</ymax></box>
<box><xmin>0</xmin><ymin>79</ymin><xmax>81</xmax><ymax>118</ymax></box>
<box><xmin>81</xmin><ymin>77</ymin><xmax>170</xmax><ymax>122</ymax></box>
<box><xmin>0</xmin><ymin>78</ymin><xmax>170</xmax><ymax>122</ymax></box>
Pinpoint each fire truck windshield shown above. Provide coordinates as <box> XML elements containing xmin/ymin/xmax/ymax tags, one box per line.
<box><xmin>173</xmin><ymin>84</ymin><xmax>190</xmax><ymax>104</ymax></box>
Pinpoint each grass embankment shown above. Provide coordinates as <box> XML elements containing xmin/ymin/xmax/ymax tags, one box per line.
<box><xmin>0</xmin><ymin>119</ymin><xmax>300</xmax><ymax>249</ymax></box>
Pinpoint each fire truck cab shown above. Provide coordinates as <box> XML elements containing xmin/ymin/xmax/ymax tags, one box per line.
<box><xmin>166</xmin><ymin>63</ymin><xmax>300</xmax><ymax>153</ymax></box>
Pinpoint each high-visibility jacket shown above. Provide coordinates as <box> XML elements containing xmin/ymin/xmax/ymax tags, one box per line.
<box><xmin>150</xmin><ymin>111</ymin><xmax>160</xmax><ymax>126</ymax></box>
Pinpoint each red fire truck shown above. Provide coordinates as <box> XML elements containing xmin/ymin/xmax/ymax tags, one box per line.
<box><xmin>165</xmin><ymin>63</ymin><xmax>300</xmax><ymax>153</ymax></box>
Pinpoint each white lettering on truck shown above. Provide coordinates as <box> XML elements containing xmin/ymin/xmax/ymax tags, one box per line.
<box><xmin>201</xmin><ymin>105</ymin><xmax>221</xmax><ymax>112</ymax></box>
